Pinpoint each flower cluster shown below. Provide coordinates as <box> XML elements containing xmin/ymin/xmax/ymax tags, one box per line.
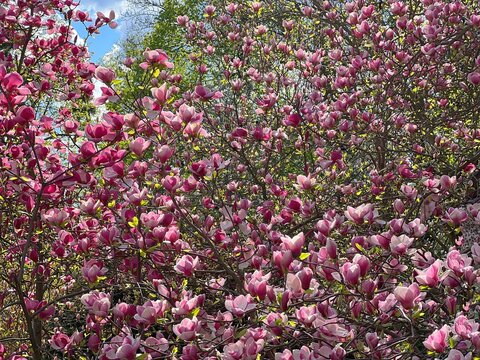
<box><xmin>1</xmin><ymin>0</ymin><xmax>480</xmax><ymax>359</ymax></box>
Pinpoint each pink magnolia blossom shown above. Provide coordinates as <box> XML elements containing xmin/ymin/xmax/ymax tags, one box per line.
<box><xmin>468</xmin><ymin>72</ymin><xmax>480</xmax><ymax>85</ymax></box>
<box><xmin>95</xmin><ymin>66</ymin><xmax>116</xmax><ymax>83</ymax></box>
<box><xmin>102</xmin><ymin>335</ymin><xmax>140</xmax><ymax>360</ymax></box>
<box><xmin>423</xmin><ymin>325</ymin><xmax>450</xmax><ymax>353</ymax></box>
<box><xmin>134</xmin><ymin>300</ymin><xmax>167</xmax><ymax>325</ymax></box>
<box><xmin>129</xmin><ymin>137</ymin><xmax>151</xmax><ymax>156</ymax></box>
<box><xmin>140</xmin><ymin>49</ymin><xmax>173</xmax><ymax>69</ymax></box>
<box><xmin>295</xmin><ymin>305</ymin><xmax>317</xmax><ymax>326</ymax></box>
<box><xmin>281</xmin><ymin>232</ymin><xmax>305</xmax><ymax>257</ymax></box>
<box><xmin>1</xmin><ymin>72</ymin><xmax>23</xmax><ymax>91</ymax></box>
<box><xmin>454</xmin><ymin>315</ymin><xmax>479</xmax><ymax>339</ymax></box>
<box><xmin>49</xmin><ymin>332</ymin><xmax>71</xmax><ymax>351</ymax></box>
<box><xmin>340</xmin><ymin>262</ymin><xmax>361</xmax><ymax>286</ymax></box>
<box><xmin>295</xmin><ymin>174</ymin><xmax>316</xmax><ymax>191</ymax></box>
<box><xmin>447</xmin><ymin>349</ymin><xmax>469</xmax><ymax>360</ymax></box>
<box><xmin>393</xmin><ymin>283</ymin><xmax>421</xmax><ymax>310</ymax></box>
<box><xmin>174</xmin><ymin>255</ymin><xmax>199</xmax><ymax>277</ymax></box>
<box><xmin>42</xmin><ymin>209</ymin><xmax>68</xmax><ymax>226</ymax></box>
<box><xmin>82</xmin><ymin>259</ymin><xmax>107</xmax><ymax>283</ymax></box>
<box><xmin>225</xmin><ymin>295</ymin><xmax>256</xmax><ymax>317</ymax></box>
<box><xmin>194</xmin><ymin>85</ymin><xmax>223</xmax><ymax>100</ymax></box>
<box><xmin>415</xmin><ymin>260</ymin><xmax>442</xmax><ymax>287</ymax></box>
<box><xmin>345</xmin><ymin>203</ymin><xmax>379</xmax><ymax>224</ymax></box>
<box><xmin>81</xmin><ymin>291</ymin><xmax>111</xmax><ymax>317</ymax></box>
<box><xmin>443</xmin><ymin>208</ymin><xmax>468</xmax><ymax>226</ymax></box>
<box><xmin>446</xmin><ymin>250</ymin><xmax>472</xmax><ymax>275</ymax></box>
<box><xmin>390</xmin><ymin>234</ymin><xmax>414</xmax><ymax>256</ymax></box>
<box><xmin>173</xmin><ymin>317</ymin><xmax>199</xmax><ymax>341</ymax></box>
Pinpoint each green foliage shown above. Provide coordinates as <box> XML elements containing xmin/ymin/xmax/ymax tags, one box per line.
<box><xmin>104</xmin><ymin>0</ymin><xmax>205</xmax><ymax>112</ymax></box>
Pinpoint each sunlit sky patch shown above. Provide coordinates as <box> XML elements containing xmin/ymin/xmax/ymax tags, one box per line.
<box><xmin>72</xmin><ymin>0</ymin><xmax>130</xmax><ymax>63</ymax></box>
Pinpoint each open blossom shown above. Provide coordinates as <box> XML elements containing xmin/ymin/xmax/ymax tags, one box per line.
<box><xmin>295</xmin><ymin>174</ymin><xmax>316</xmax><ymax>191</ymax></box>
<box><xmin>454</xmin><ymin>315</ymin><xmax>479</xmax><ymax>339</ymax></box>
<box><xmin>443</xmin><ymin>208</ymin><xmax>468</xmax><ymax>226</ymax></box>
<box><xmin>82</xmin><ymin>259</ymin><xmax>107</xmax><ymax>283</ymax></box>
<box><xmin>295</xmin><ymin>305</ymin><xmax>318</xmax><ymax>326</ymax></box>
<box><xmin>446</xmin><ymin>250</ymin><xmax>472</xmax><ymax>275</ymax></box>
<box><xmin>447</xmin><ymin>349</ymin><xmax>469</xmax><ymax>360</ymax></box>
<box><xmin>390</xmin><ymin>234</ymin><xmax>414</xmax><ymax>256</ymax></box>
<box><xmin>102</xmin><ymin>335</ymin><xmax>140</xmax><ymax>360</ymax></box>
<box><xmin>1</xmin><ymin>71</ymin><xmax>23</xmax><ymax>91</ymax></box>
<box><xmin>225</xmin><ymin>295</ymin><xmax>256</xmax><ymax>317</ymax></box>
<box><xmin>134</xmin><ymin>300</ymin><xmax>168</xmax><ymax>325</ymax></box>
<box><xmin>415</xmin><ymin>260</ymin><xmax>442</xmax><ymax>287</ymax></box>
<box><xmin>81</xmin><ymin>291</ymin><xmax>111</xmax><ymax>317</ymax></box>
<box><xmin>42</xmin><ymin>209</ymin><xmax>68</xmax><ymax>226</ymax></box>
<box><xmin>281</xmin><ymin>232</ymin><xmax>304</xmax><ymax>257</ymax></box>
<box><xmin>129</xmin><ymin>137</ymin><xmax>151</xmax><ymax>156</ymax></box>
<box><xmin>345</xmin><ymin>203</ymin><xmax>379</xmax><ymax>224</ymax></box>
<box><xmin>174</xmin><ymin>255</ymin><xmax>199</xmax><ymax>277</ymax></box>
<box><xmin>173</xmin><ymin>317</ymin><xmax>199</xmax><ymax>341</ymax></box>
<box><xmin>423</xmin><ymin>325</ymin><xmax>450</xmax><ymax>353</ymax></box>
<box><xmin>393</xmin><ymin>283</ymin><xmax>421</xmax><ymax>310</ymax></box>
<box><xmin>140</xmin><ymin>49</ymin><xmax>173</xmax><ymax>69</ymax></box>
<box><xmin>49</xmin><ymin>332</ymin><xmax>71</xmax><ymax>351</ymax></box>
<box><xmin>95</xmin><ymin>66</ymin><xmax>116</xmax><ymax>83</ymax></box>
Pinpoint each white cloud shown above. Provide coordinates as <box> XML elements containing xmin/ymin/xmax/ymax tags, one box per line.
<box><xmin>79</xmin><ymin>0</ymin><xmax>130</xmax><ymax>20</ymax></box>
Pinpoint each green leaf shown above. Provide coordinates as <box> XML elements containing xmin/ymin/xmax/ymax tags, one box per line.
<box><xmin>191</xmin><ymin>307</ymin><xmax>200</xmax><ymax>316</ymax></box>
<box><xmin>235</xmin><ymin>328</ymin><xmax>247</xmax><ymax>339</ymax></box>
<box><xmin>355</xmin><ymin>243</ymin><xmax>364</xmax><ymax>252</ymax></box>
<box><xmin>299</xmin><ymin>252</ymin><xmax>310</xmax><ymax>260</ymax></box>
<box><xmin>128</xmin><ymin>216</ymin><xmax>139</xmax><ymax>228</ymax></box>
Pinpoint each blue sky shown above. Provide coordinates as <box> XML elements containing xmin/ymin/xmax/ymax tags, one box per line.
<box><xmin>73</xmin><ymin>0</ymin><xmax>130</xmax><ymax>63</ymax></box>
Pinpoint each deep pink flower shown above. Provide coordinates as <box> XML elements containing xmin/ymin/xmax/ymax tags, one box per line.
<box><xmin>15</xmin><ymin>105</ymin><xmax>35</xmax><ymax>124</ymax></box>
<box><xmin>49</xmin><ymin>332</ymin><xmax>71</xmax><ymax>351</ymax></box>
<box><xmin>2</xmin><ymin>72</ymin><xmax>23</xmax><ymax>91</ymax></box>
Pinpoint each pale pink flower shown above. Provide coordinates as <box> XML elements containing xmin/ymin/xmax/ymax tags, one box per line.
<box><xmin>423</xmin><ymin>325</ymin><xmax>450</xmax><ymax>353</ymax></box>
<box><xmin>173</xmin><ymin>317</ymin><xmax>199</xmax><ymax>341</ymax></box>
<box><xmin>225</xmin><ymin>295</ymin><xmax>256</xmax><ymax>317</ymax></box>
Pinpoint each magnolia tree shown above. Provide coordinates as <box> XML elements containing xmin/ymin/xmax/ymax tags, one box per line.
<box><xmin>2</xmin><ymin>0</ymin><xmax>480</xmax><ymax>359</ymax></box>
